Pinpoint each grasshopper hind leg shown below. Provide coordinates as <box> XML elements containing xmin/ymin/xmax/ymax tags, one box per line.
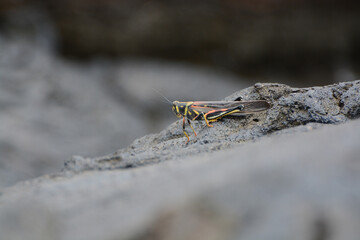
<box><xmin>202</xmin><ymin>112</ymin><xmax>214</xmax><ymax>127</ymax></box>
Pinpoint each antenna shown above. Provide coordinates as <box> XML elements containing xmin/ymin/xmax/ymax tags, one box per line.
<box><xmin>152</xmin><ymin>88</ymin><xmax>173</xmax><ymax>105</ymax></box>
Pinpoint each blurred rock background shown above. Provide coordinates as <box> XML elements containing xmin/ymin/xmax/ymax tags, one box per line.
<box><xmin>0</xmin><ymin>0</ymin><xmax>359</xmax><ymax>187</ymax></box>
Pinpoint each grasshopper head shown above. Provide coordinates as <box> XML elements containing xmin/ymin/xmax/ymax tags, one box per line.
<box><xmin>172</xmin><ymin>101</ymin><xmax>183</xmax><ymax>118</ymax></box>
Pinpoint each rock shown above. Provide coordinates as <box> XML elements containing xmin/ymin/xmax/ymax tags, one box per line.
<box><xmin>0</xmin><ymin>36</ymin><xmax>246</xmax><ymax>188</ymax></box>
<box><xmin>0</xmin><ymin>37</ymin><xmax>143</xmax><ymax>188</ymax></box>
<box><xmin>1</xmin><ymin>113</ymin><xmax>360</xmax><ymax>240</ymax></box>
<box><xmin>65</xmin><ymin>80</ymin><xmax>360</xmax><ymax>172</ymax></box>
<box><xmin>1</xmin><ymin>80</ymin><xmax>360</xmax><ymax>239</ymax></box>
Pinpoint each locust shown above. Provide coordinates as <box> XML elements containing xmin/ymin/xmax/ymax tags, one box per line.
<box><xmin>171</xmin><ymin>99</ymin><xmax>271</xmax><ymax>142</ymax></box>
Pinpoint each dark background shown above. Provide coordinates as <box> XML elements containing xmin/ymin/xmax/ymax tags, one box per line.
<box><xmin>0</xmin><ymin>0</ymin><xmax>359</xmax><ymax>187</ymax></box>
<box><xmin>2</xmin><ymin>0</ymin><xmax>360</xmax><ymax>84</ymax></box>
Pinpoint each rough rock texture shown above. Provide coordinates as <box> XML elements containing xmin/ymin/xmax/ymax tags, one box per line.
<box><xmin>1</xmin><ymin>111</ymin><xmax>360</xmax><ymax>240</ymax></box>
<box><xmin>65</xmin><ymin>80</ymin><xmax>360</xmax><ymax>172</ymax></box>
<box><xmin>1</xmin><ymin>80</ymin><xmax>359</xmax><ymax>240</ymax></box>
<box><xmin>0</xmin><ymin>36</ymin><xmax>245</xmax><ymax>188</ymax></box>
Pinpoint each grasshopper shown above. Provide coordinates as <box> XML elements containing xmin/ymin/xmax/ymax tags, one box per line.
<box><xmin>171</xmin><ymin>99</ymin><xmax>271</xmax><ymax>142</ymax></box>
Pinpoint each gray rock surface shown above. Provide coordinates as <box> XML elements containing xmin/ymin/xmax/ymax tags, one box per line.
<box><xmin>65</xmin><ymin>80</ymin><xmax>360</xmax><ymax>172</ymax></box>
<box><xmin>1</xmin><ymin>114</ymin><xmax>360</xmax><ymax>240</ymax></box>
<box><xmin>0</xmin><ymin>80</ymin><xmax>359</xmax><ymax>240</ymax></box>
<box><xmin>0</xmin><ymin>36</ymin><xmax>245</xmax><ymax>188</ymax></box>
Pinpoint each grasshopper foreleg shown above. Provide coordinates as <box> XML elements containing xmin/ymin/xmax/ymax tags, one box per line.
<box><xmin>182</xmin><ymin>117</ymin><xmax>190</xmax><ymax>142</ymax></box>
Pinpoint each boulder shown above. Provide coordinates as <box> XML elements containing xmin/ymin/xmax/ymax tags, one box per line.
<box><xmin>0</xmin><ymin>80</ymin><xmax>359</xmax><ymax>240</ymax></box>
